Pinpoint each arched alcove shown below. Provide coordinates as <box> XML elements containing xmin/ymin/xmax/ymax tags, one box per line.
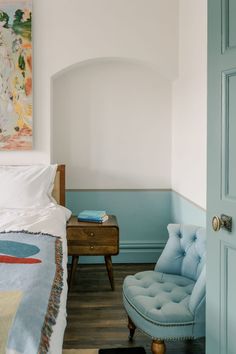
<box><xmin>52</xmin><ymin>58</ymin><xmax>172</xmax><ymax>189</ymax></box>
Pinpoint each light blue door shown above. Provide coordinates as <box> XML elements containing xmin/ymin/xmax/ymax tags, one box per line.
<box><xmin>207</xmin><ymin>1</ymin><xmax>236</xmax><ymax>353</ymax></box>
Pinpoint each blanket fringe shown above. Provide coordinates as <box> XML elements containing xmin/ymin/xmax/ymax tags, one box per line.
<box><xmin>38</xmin><ymin>238</ymin><xmax>64</xmax><ymax>354</ymax></box>
<box><xmin>0</xmin><ymin>229</ymin><xmax>61</xmax><ymax>239</ymax></box>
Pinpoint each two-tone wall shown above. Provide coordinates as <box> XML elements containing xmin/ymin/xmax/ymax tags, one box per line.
<box><xmin>49</xmin><ymin>0</ymin><xmax>180</xmax><ymax>263</ymax></box>
<box><xmin>172</xmin><ymin>0</ymin><xmax>207</xmax><ymax>209</ymax></box>
<box><xmin>0</xmin><ymin>1</ymin><xmax>207</xmax><ymax>263</ymax></box>
<box><xmin>52</xmin><ymin>0</ymin><xmax>207</xmax><ymax>264</ymax></box>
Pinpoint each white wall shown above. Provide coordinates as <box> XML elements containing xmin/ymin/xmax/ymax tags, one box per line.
<box><xmin>0</xmin><ymin>0</ymin><xmax>179</xmax><ymax>182</ymax></box>
<box><xmin>38</xmin><ymin>0</ymin><xmax>179</xmax><ymax>79</ymax></box>
<box><xmin>47</xmin><ymin>0</ymin><xmax>179</xmax><ymax>188</ymax></box>
<box><xmin>52</xmin><ymin>59</ymin><xmax>172</xmax><ymax>189</ymax></box>
<box><xmin>171</xmin><ymin>0</ymin><xmax>207</xmax><ymax>208</ymax></box>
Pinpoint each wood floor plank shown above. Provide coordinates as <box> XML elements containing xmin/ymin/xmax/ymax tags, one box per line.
<box><xmin>63</xmin><ymin>264</ymin><xmax>205</xmax><ymax>354</ymax></box>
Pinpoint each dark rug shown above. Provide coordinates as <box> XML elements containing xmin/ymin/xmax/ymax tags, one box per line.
<box><xmin>99</xmin><ymin>348</ymin><xmax>146</xmax><ymax>354</ymax></box>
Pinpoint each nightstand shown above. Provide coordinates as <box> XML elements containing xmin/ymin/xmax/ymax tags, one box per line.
<box><xmin>67</xmin><ymin>215</ymin><xmax>119</xmax><ymax>290</ymax></box>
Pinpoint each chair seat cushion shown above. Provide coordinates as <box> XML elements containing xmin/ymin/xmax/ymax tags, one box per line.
<box><xmin>123</xmin><ymin>271</ymin><xmax>195</xmax><ymax>326</ymax></box>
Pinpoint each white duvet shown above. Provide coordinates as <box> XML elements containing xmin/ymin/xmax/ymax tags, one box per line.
<box><xmin>0</xmin><ymin>204</ymin><xmax>71</xmax><ymax>354</ymax></box>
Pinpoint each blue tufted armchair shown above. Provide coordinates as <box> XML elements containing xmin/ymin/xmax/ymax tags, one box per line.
<box><xmin>123</xmin><ymin>224</ymin><xmax>206</xmax><ymax>354</ymax></box>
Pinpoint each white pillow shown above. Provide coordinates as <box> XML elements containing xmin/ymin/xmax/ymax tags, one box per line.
<box><xmin>0</xmin><ymin>164</ymin><xmax>58</xmax><ymax>209</ymax></box>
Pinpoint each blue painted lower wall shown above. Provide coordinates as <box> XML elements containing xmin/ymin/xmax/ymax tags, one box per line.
<box><xmin>66</xmin><ymin>190</ymin><xmax>171</xmax><ymax>263</ymax></box>
<box><xmin>171</xmin><ymin>191</ymin><xmax>206</xmax><ymax>227</ymax></box>
<box><xmin>66</xmin><ymin>190</ymin><xmax>206</xmax><ymax>264</ymax></box>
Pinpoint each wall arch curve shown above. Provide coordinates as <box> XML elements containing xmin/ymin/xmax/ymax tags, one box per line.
<box><xmin>52</xmin><ymin>57</ymin><xmax>172</xmax><ymax>189</ymax></box>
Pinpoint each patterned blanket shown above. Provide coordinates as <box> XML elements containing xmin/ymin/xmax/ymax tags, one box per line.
<box><xmin>0</xmin><ymin>231</ymin><xmax>63</xmax><ymax>354</ymax></box>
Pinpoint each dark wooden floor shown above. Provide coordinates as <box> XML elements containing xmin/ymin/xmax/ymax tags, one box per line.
<box><xmin>63</xmin><ymin>264</ymin><xmax>205</xmax><ymax>354</ymax></box>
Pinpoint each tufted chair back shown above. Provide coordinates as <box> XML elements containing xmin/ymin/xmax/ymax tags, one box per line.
<box><xmin>155</xmin><ymin>224</ymin><xmax>206</xmax><ymax>281</ymax></box>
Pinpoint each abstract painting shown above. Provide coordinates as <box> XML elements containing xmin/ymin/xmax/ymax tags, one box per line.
<box><xmin>0</xmin><ymin>0</ymin><xmax>32</xmax><ymax>150</ymax></box>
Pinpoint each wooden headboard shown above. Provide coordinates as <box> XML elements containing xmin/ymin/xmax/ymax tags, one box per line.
<box><xmin>52</xmin><ymin>165</ymin><xmax>65</xmax><ymax>206</ymax></box>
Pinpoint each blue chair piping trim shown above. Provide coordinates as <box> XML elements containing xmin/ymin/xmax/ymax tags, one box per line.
<box><xmin>123</xmin><ymin>292</ymin><xmax>194</xmax><ymax>327</ymax></box>
<box><xmin>129</xmin><ymin>323</ymin><xmax>195</xmax><ymax>342</ymax></box>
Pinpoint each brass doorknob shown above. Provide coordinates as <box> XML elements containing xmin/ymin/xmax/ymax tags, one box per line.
<box><xmin>212</xmin><ymin>214</ymin><xmax>232</xmax><ymax>232</ymax></box>
<box><xmin>212</xmin><ymin>216</ymin><xmax>223</xmax><ymax>231</ymax></box>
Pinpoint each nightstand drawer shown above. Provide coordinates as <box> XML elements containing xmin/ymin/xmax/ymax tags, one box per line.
<box><xmin>67</xmin><ymin>227</ymin><xmax>119</xmax><ymax>255</ymax></box>
<box><xmin>68</xmin><ymin>243</ymin><xmax>118</xmax><ymax>255</ymax></box>
<box><xmin>67</xmin><ymin>227</ymin><xmax>118</xmax><ymax>241</ymax></box>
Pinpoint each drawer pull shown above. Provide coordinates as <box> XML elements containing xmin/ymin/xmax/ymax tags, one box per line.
<box><xmin>90</xmin><ymin>245</ymin><xmax>94</xmax><ymax>250</ymax></box>
<box><xmin>90</xmin><ymin>232</ymin><xmax>94</xmax><ymax>237</ymax></box>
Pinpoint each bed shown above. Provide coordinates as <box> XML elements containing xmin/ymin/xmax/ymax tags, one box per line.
<box><xmin>0</xmin><ymin>164</ymin><xmax>71</xmax><ymax>354</ymax></box>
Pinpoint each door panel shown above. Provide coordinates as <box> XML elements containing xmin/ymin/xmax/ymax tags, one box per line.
<box><xmin>221</xmin><ymin>245</ymin><xmax>236</xmax><ymax>354</ymax></box>
<box><xmin>229</xmin><ymin>0</ymin><xmax>236</xmax><ymax>48</ymax></box>
<box><xmin>222</xmin><ymin>0</ymin><xmax>236</xmax><ymax>52</ymax></box>
<box><xmin>207</xmin><ymin>0</ymin><xmax>236</xmax><ymax>353</ymax></box>
<box><xmin>222</xmin><ymin>70</ymin><xmax>236</xmax><ymax>200</ymax></box>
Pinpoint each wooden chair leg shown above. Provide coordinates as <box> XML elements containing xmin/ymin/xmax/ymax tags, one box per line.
<box><xmin>127</xmin><ymin>316</ymin><xmax>136</xmax><ymax>341</ymax></box>
<box><xmin>151</xmin><ymin>340</ymin><xmax>166</xmax><ymax>354</ymax></box>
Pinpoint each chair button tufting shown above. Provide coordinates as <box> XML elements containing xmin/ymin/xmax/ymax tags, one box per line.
<box><xmin>173</xmin><ymin>299</ymin><xmax>180</xmax><ymax>303</ymax></box>
<box><xmin>143</xmin><ymin>284</ymin><xmax>150</xmax><ymax>288</ymax></box>
<box><xmin>182</xmin><ymin>251</ymin><xmax>186</xmax><ymax>256</ymax></box>
<box><xmin>165</xmin><ymin>289</ymin><xmax>171</xmax><ymax>293</ymax></box>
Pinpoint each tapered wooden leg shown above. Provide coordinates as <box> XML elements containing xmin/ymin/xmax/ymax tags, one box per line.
<box><xmin>127</xmin><ymin>316</ymin><xmax>136</xmax><ymax>341</ymax></box>
<box><xmin>104</xmin><ymin>255</ymin><xmax>114</xmax><ymax>290</ymax></box>
<box><xmin>68</xmin><ymin>256</ymin><xmax>79</xmax><ymax>291</ymax></box>
<box><xmin>151</xmin><ymin>340</ymin><xmax>166</xmax><ymax>354</ymax></box>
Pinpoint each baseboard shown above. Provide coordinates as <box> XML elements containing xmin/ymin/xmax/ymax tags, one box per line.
<box><xmin>68</xmin><ymin>241</ymin><xmax>166</xmax><ymax>264</ymax></box>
